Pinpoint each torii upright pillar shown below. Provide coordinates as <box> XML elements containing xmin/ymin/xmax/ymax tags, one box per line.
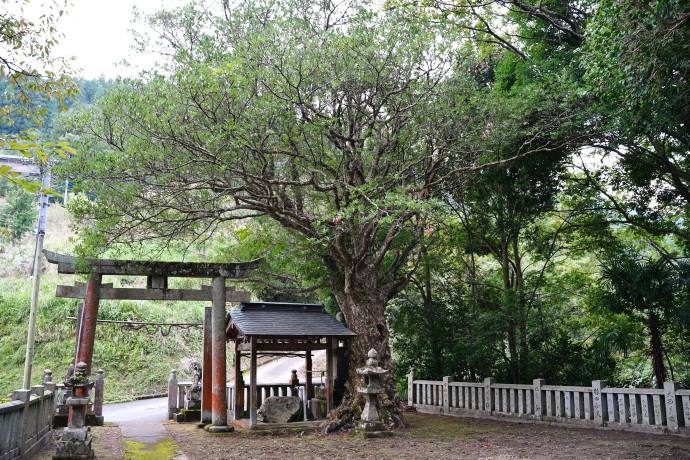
<box><xmin>76</xmin><ymin>273</ymin><xmax>101</xmax><ymax>375</ymax></box>
<box><xmin>209</xmin><ymin>276</ymin><xmax>233</xmax><ymax>432</ymax></box>
<box><xmin>201</xmin><ymin>306</ymin><xmax>212</xmax><ymax>424</ymax></box>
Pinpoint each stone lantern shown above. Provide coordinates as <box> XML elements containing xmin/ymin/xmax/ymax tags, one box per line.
<box><xmin>352</xmin><ymin>348</ymin><xmax>392</xmax><ymax>437</ymax></box>
<box><xmin>54</xmin><ymin>362</ymin><xmax>95</xmax><ymax>459</ymax></box>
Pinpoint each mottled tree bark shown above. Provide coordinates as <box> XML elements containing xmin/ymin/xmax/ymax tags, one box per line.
<box><xmin>327</xmin><ymin>256</ymin><xmax>405</xmax><ymax>427</ymax></box>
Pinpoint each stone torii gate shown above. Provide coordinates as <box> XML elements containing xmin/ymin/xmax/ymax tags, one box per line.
<box><xmin>44</xmin><ymin>250</ymin><xmax>261</xmax><ymax>430</ymax></box>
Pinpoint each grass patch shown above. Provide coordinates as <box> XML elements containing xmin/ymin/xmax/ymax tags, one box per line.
<box><xmin>0</xmin><ymin>273</ymin><xmax>207</xmax><ymax>400</ymax></box>
<box><xmin>123</xmin><ymin>438</ymin><xmax>180</xmax><ymax>460</ymax></box>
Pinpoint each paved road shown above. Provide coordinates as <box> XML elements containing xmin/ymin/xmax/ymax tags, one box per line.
<box><xmin>102</xmin><ymin>397</ymin><xmax>169</xmax><ymax>444</ymax></box>
<box><xmin>253</xmin><ymin>350</ymin><xmax>325</xmax><ymax>384</ymax></box>
<box><xmin>101</xmin><ymin>353</ymin><xmax>324</xmax><ymax>458</ymax></box>
<box><xmin>101</xmin><ymin>350</ymin><xmax>325</xmax><ymax>428</ymax></box>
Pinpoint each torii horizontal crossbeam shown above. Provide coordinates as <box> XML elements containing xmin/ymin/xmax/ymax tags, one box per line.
<box><xmin>43</xmin><ymin>250</ymin><xmax>262</xmax><ymax>278</ymax></box>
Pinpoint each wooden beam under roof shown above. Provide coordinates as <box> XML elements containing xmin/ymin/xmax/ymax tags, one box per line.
<box><xmin>236</xmin><ymin>341</ymin><xmax>328</xmax><ymax>352</ymax></box>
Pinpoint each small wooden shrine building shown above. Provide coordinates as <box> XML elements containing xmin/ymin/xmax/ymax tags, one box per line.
<box><xmin>226</xmin><ymin>302</ymin><xmax>356</xmax><ymax>426</ymax></box>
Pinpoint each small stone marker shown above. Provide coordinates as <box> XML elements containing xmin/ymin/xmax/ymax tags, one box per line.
<box><xmin>351</xmin><ymin>348</ymin><xmax>392</xmax><ymax>438</ymax></box>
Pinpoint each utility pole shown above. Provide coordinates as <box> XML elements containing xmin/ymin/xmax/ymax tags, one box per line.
<box><xmin>22</xmin><ymin>168</ymin><xmax>50</xmax><ymax>389</ymax></box>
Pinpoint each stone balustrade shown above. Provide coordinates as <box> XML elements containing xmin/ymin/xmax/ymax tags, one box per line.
<box><xmin>170</xmin><ymin>380</ymin><xmax>305</xmax><ymax>420</ymax></box>
<box><xmin>0</xmin><ymin>382</ymin><xmax>55</xmax><ymax>460</ymax></box>
<box><xmin>408</xmin><ymin>370</ymin><xmax>689</xmax><ymax>434</ymax></box>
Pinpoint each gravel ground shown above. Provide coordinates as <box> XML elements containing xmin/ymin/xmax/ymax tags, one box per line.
<box><xmin>167</xmin><ymin>412</ymin><xmax>690</xmax><ymax>460</ymax></box>
<box><xmin>34</xmin><ymin>412</ymin><xmax>690</xmax><ymax>459</ymax></box>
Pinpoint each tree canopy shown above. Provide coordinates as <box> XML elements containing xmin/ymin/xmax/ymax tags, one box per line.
<box><xmin>55</xmin><ymin>0</ymin><xmax>690</xmax><ymax>406</ymax></box>
<box><xmin>0</xmin><ymin>0</ymin><xmax>78</xmax><ymax>192</ymax></box>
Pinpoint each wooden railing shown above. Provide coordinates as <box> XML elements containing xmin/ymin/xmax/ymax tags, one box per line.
<box><xmin>0</xmin><ymin>385</ymin><xmax>55</xmax><ymax>460</ymax></box>
<box><xmin>408</xmin><ymin>370</ymin><xmax>689</xmax><ymax>434</ymax></box>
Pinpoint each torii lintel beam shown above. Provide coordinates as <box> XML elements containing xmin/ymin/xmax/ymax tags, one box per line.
<box><xmin>43</xmin><ymin>250</ymin><xmax>262</xmax><ymax>278</ymax></box>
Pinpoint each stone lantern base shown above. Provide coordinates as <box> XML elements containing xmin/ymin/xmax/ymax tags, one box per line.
<box><xmin>350</xmin><ymin>420</ymin><xmax>393</xmax><ymax>438</ymax></box>
<box><xmin>53</xmin><ymin>427</ymin><xmax>94</xmax><ymax>459</ymax></box>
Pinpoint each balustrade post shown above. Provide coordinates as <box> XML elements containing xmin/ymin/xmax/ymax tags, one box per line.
<box><xmin>483</xmin><ymin>378</ymin><xmax>494</xmax><ymax>415</ymax></box>
<box><xmin>407</xmin><ymin>368</ymin><xmax>415</xmax><ymax>406</ymax></box>
<box><xmin>592</xmin><ymin>380</ymin><xmax>607</xmax><ymax>426</ymax></box>
<box><xmin>42</xmin><ymin>369</ymin><xmax>52</xmax><ymax>386</ymax></box>
<box><xmin>94</xmin><ymin>369</ymin><xmax>104</xmax><ymax>418</ymax></box>
<box><xmin>12</xmin><ymin>389</ymin><xmax>31</xmax><ymax>452</ymax></box>
<box><xmin>533</xmin><ymin>379</ymin><xmax>545</xmax><ymax>421</ymax></box>
<box><xmin>43</xmin><ymin>369</ymin><xmax>56</xmax><ymax>394</ymax></box>
<box><xmin>32</xmin><ymin>385</ymin><xmax>45</xmax><ymax>430</ymax></box>
<box><xmin>663</xmin><ymin>381</ymin><xmax>680</xmax><ymax>433</ymax></box>
<box><xmin>443</xmin><ymin>376</ymin><xmax>453</xmax><ymax>412</ymax></box>
<box><xmin>167</xmin><ymin>369</ymin><xmax>178</xmax><ymax>420</ymax></box>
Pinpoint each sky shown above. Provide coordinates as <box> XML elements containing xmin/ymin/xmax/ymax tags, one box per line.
<box><xmin>22</xmin><ymin>0</ymin><xmax>180</xmax><ymax>79</ymax></box>
<box><xmin>53</xmin><ymin>0</ymin><xmax>163</xmax><ymax>79</ymax></box>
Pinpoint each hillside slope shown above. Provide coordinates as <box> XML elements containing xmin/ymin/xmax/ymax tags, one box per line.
<box><xmin>0</xmin><ymin>206</ymin><xmax>205</xmax><ymax>401</ymax></box>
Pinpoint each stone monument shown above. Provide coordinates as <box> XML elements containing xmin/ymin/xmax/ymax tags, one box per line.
<box><xmin>257</xmin><ymin>396</ymin><xmax>303</xmax><ymax>423</ymax></box>
<box><xmin>185</xmin><ymin>361</ymin><xmax>202</xmax><ymax>410</ymax></box>
<box><xmin>174</xmin><ymin>361</ymin><xmax>203</xmax><ymax>423</ymax></box>
<box><xmin>351</xmin><ymin>348</ymin><xmax>392</xmax><ymax>438</ymax></box>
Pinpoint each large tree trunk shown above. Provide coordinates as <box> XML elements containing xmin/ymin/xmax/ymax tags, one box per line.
<box><xmin>329</xmin><ymin>263</ymin><xmax>404</xmax><ymax>427</ymax></box>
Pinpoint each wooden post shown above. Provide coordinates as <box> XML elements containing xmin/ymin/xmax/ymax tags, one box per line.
<box><xmin>234</xmin><ymin>342</ymin><xmax>243</xmax><ymax>420</ymax></box>
<box><xmin>326</xmin><ymin>337</ymin><xmax>334</xmax><ymax>413</ymax></box>
<box><xmin>249</xmin><ymin>336</ymin><xmax>258</xmax><ymax>426</ymax></box>
<box><xmin>305</xmin><ymin>350</ymin><xmax>313</xmax><ymax>401</ymax></box>
<box><xmin>22</xmin><ymin>173</ymin><xmax>49</xmax><ymax>390</ymax></box>
<box><xmin>211</xmin><ymin>276</ymin><xmax>228</xmax><ymax>427</ymax></box>
<box><xmin>76</xmin><ymin>273</ymin><xmax>101</xmax><ymax>376</ymax></box>
<box><xmin>201</xmin><ymin>306</ymin><xmax>212</xmax><ymax>424</ymax></box>
<box><xmin>73</xmin><ymin>302</ymin><xmax>83</xmax><ymax>365</ymax></box>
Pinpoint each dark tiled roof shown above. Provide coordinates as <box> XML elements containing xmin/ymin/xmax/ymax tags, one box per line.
<box><xmin>228</xmin><ymin>302</ymin><xmax>356</xmax><ymax>338</ymax></box>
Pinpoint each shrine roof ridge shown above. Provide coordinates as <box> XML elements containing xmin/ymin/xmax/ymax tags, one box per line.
<box><xmin>43</xmin><ymin>250</ymin><xmax>262</xmax><ymax>278</ymax></box>
<box><xmin>238</xmin><ymin>302</ymin><xmax>326</xmax><ymax>312</ymax></box>
<box><xmin>228</xmin><ymin>301</ymin><xmax>357</xmax><ymax>338</ymax></box>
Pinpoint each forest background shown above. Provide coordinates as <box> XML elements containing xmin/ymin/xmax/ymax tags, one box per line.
<box><xmin>1</xmin><ymin>0</ymin><xmax>689</xmax><ymax>404</ymax></box>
